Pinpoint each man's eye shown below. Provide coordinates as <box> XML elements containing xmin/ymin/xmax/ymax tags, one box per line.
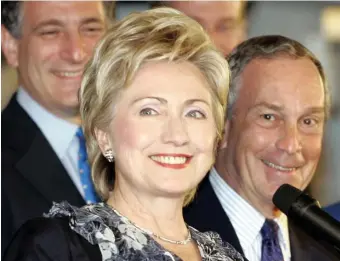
<box><xmin>84</xmin><ymin>27</ymin><xmax>104</xmax><ymax>33</ymax></box>
<box><xmin>262</xmin><ymin>114</ymin><xmax>275</xmax><ymax>121</ymax></box>
<box><xmin>139</xmin><ymin>108</ymin><xmax>158</xmax><ymax>116</ymax></box>
<box><xmin>300</xmin><ymin>117</ymin><xmax>324</xmax><ymax>134</ymax></box>
<box><xmin>303</xmin><ymin>118</ymin><xmax>318</xmax><ymax>126</ymax></box>
<box><xmin>40</xmin><ymin>30</ymin><xmax>59</xmax><ymax>36</ymax></box>
<box><xmin>187</xmin><ymin>110</ymin><xmax>206</xmax><ymax>119</ymax></box>
<box><xmin>217</xmin><ymin>22</ymin><xmax>237</xmax><ymax>32</ymax></box>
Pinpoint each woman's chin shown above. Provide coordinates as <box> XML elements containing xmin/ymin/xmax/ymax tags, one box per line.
<box><xmin>153</xmin><ymin>184</ymin><xmax>196</xmax><ymax>200</ymax></box>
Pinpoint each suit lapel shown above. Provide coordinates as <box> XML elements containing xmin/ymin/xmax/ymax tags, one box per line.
<box><xmin>16</xmin><ymin>131</ymin><xmax>85</xmax><ymax>206</ymax></box>
<box><xmin>184</xmin><ymin>177</ymin><xmax>244</xmax><ymax>255</ymax></box>
<box><xmin>4</xmin><ymin>96</ymin><xmax>86</xmax><ymax>207</ymax></box>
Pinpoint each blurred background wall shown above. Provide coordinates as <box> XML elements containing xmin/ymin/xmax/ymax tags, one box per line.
<box><xmin>2</xmin><ymin>1</ymin><xmax>339</xmax><ymax>206</ymax></box>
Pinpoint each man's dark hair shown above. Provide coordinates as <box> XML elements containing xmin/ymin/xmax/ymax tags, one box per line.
<box><xmin>1</xmin><ymin>1</ymin><xmax>22</xmax><ymax>38</ymax></box>
<box><xmin>1</xmin><ymin>1</ymin><xmax>116</xmax><ymax>38</ymax></box>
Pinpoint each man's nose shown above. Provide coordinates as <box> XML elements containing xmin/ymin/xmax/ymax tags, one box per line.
<box><xmin>60</xmin><ymin>32</ymin><xmax>87</xmax><ymax>63</ymax></box>
<box><xmin>276</xmin><ymin>125</ymin><xmax>302</xmax><ymax>155</ymax></box>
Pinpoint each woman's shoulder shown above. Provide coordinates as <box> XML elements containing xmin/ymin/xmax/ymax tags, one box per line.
<box><xmin>17</xmin><ymin>216</ymin><xmax>72</xmax><ymax>234</ymax></box>
<box><xmin>190</xmin><ymin>227</ymin><xmax>245</xmax><ymax>261</ymax></box>
<box><xmin>3</xmin><ymin>216</ymin><xmax>101</xmax><ymax>261</ymax></box>
<box><xmin>8</xmin><ymin>216</ymin><xmax>76</xmax><ymax>246</ymax></box>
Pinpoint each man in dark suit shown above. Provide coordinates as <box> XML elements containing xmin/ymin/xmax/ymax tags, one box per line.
<box><xmin>1</xmin><ymin>1</ymin><xmax>115</xmax><ymax>253</ymax></box>
<box><xmin>184</xmin><ymin>35</ymin><xmax>340</xmax><ymax>260</ymax></box>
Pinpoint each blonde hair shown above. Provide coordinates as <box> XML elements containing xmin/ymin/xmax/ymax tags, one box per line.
<box><xmin>79</xmin><ymin>7</ymin><xmax>230</xmax><ymax>205</ymax></box>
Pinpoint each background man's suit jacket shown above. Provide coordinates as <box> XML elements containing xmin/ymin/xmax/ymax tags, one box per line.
<box><xmin>1</xmin><ymin>96</ymin><xmax>85</xmax><ymax>253</ymax></box>
<box><xmin>184</xmin><ymin>176</ymin><xmax>340</xmax><ymax>260</ymax></box>
<box><xmin>324</xmin><ymin>202</ymin><xmax>340</xmax><ymax>221</ymax></box>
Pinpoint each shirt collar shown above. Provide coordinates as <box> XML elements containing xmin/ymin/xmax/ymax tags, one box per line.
<box><xmin>209</xmin><ymin>167</ymin><xmax>291</xmax><ymax>257</ymax></box>
<box><xmin>17</xmin><ymin>87</ymin><xmax>79</xmax><ymax>160</ymax></box>
<box><xmin>276</xmin><ymin>212</ymin><xmax>291</xmax><ymax>258</ymax></box>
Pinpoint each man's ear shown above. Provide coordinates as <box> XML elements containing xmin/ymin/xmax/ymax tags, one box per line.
<box><xmin>219</xmin><ymin>120</ymin><xmax>231</xmax><ymax>150</ymax></box>
<box><xmin>1</xmin><ymin>25</ymin><xmax>19</xmax><ymax>68</ymax></box>
<box><xmin>94</xmin><ymin>128</ymin><xmax>112</xmax><ymax>153</ymax></box>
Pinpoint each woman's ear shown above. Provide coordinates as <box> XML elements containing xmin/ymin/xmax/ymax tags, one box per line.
<box><xmin>1</xmin><ymin>25</ymin><xmax>19</xmax><ymax>68</ymax></box>
<box><xmin>219</xmin><ymin>120</ymin><xmax>230</xmax><ymax>150</ymax></box>
<box><xmin>94</xmin><ymin>127</ymin><xmax>112</xmax><ymax>153</ymax></box>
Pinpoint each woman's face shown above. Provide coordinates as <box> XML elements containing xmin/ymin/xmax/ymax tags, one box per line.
<box><xmin>97</xmin><ymin>61</ymin><xmax>217</xmax><ymax>200</ymax></box>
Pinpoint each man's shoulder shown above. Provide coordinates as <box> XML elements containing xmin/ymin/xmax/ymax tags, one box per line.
<box><xmin>289</xmin><ymin>221</ymin><xmax>340</xmax><ymax>260</ymax></box>
<box><xmin>2</xmin><ymin>95</ymin><xmax>42</xmax><ymax>154</ymax></box>
<box><xmin>2</xmin><ymin>95</ymin><xmax>37</xmax><ymax>136</ymax></box>
<box><xmin>2</xmin><ymin>94</ymin><xmax>23</xmax><ymax>121</ymax></box>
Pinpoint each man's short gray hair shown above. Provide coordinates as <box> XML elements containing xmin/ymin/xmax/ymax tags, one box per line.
<box><xmin>226</xmin><ymin>35</ymin><xmax>330</xmax><ymax>119</ymax></box>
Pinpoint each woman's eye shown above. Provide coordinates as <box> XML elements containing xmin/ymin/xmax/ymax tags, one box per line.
<box><xmin>139</xmin><ymin>108</ymin><xmax>158</xmax><ymax>116</ymax></box>
<box><xmin>187</xmin><ymin>110</ymin><xmax>206</xmax><ymax>119</ymax></box>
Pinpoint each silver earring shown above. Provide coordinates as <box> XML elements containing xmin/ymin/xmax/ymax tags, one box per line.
<box><xmin>104</xmin><ymin>149</ymin><xmax>114</xmax><ymax>162</ymax></box>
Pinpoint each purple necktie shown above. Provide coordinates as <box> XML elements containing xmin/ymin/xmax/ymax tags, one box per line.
<box><xmin>261</xmin><ymin>219</ymin><xmax>284</xmax><ymax>261</ymax></box>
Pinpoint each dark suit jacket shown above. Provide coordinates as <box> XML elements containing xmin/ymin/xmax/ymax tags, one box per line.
<box><xmin>1</xmin><ymin>96</ymin><xmax>85</xmax><ymax>253</ymax></box>
<box><xmin>184</xmin><ymin>176</ymin><xmax>340</xmax><ymax>260</ymax></box>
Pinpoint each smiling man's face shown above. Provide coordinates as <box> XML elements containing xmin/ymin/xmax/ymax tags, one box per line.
<box><xmin>220</xmin><ymin>57</ymin><xmax>325</xmax><ymax>216</ymax></box>
<box><xmin>3</xmin><ymin>1</ymin><xmax>106</xmax><ymax>120</ymax></box>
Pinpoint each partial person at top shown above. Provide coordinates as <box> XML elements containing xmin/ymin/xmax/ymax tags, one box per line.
<box><xmin>3</xmin><ymin>7</ymin><xmax>245</xmax><ymax>261</ymax></box>
<box><xmin>184</xmin><ymin>35</ymin><xmax>340</xmax><ymax>261</ymax></box>
<box><xmin>152</xmin><ymin>0</ymin><xmax>248</xmax><ymax>56</ymax></box>
<box><xmin>1</xmin><ymin>1</ymin><xmax>115</xmax><ymax>253</ymax></box>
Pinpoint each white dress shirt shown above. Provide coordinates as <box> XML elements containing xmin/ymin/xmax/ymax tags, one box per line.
<box><xmin>209</xmin><ymin>167</ymin><xmax>291</xmax><ymax>261</ymax></box>
<box><xmin>17</xmin><ymin>88</ymin><xmax>85</xmax><ymax>198</ymax></box>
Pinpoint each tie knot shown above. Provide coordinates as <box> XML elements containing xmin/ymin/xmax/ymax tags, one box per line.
<box><xmin>261</xmin><ymin>219</ymin><xmax>280</xmax><ymax>240</ymax></box>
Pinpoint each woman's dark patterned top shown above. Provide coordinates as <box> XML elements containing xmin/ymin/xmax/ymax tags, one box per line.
<box><xmin>46</xmin><ymin>202</ymin><xmax>245</xmax><ymax>261</ymax></box>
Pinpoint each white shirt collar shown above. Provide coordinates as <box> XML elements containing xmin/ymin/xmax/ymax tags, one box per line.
<box><xmin>17</xmin><ymin>87</ymin><xmax>79</xmax><ymax>160</ymax></box>
<box><xmin>209</xmin><ymin>167</ymin><xmax>291</xmax><ymax>258</ymax></box>
<box><xmin>276</xmin><ymin>212</ymin><xmax>291</xmax><ymax>259</ymax></box>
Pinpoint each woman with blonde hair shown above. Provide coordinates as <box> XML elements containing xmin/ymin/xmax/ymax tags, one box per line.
<box><xmin>4</xmin><ymin>8</ymin><xmax>244</xmax><ymax>261</ymax></box>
